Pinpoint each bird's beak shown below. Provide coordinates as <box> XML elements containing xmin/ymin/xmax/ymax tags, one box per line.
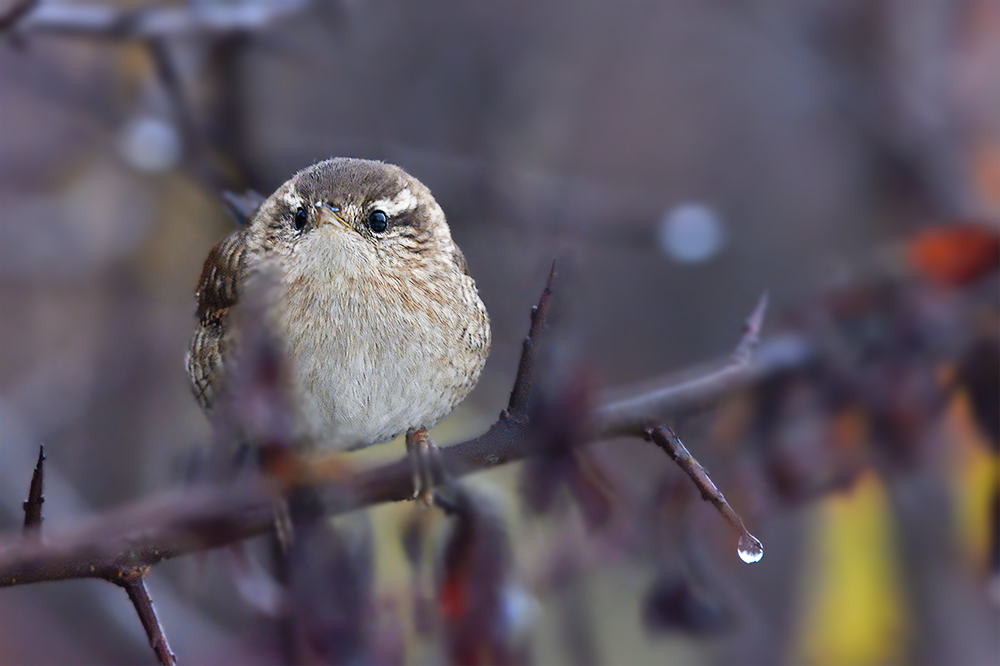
<box><xmin>314</xmin><ymin>201</ymin><xmax>352</xmax><ymax>231</ymax></box>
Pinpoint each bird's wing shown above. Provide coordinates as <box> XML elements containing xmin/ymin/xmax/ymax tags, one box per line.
<box><xmin>186</xmin><ymin>230</ymin><xmax>252</xmax><ymax>410</ymax></box>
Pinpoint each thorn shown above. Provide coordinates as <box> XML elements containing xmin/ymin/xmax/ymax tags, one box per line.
<box><xmin>23</xmin><ymin>444</ymin><xmax>46</xmax><ymax>532</ymax></box>
<box><xmin>732</xmin><ymin>291</ymin><xmax>768</xmax><ymax>365</ymax></box>
<box><xmin>506</xmin><ymin>261</ymin><xmax>557</xmax><ymax>417</ymax></box>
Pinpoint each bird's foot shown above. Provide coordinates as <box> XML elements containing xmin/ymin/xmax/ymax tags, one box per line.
<box><xmin>406</xmin><ymin>428</ymin><xmax>444</xmax><ymax>506</ymax></box>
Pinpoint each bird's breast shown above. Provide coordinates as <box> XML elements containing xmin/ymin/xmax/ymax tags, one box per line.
<box><xmin>277</xmin><ymin>256</ymin><xmax>489</xmax><ymax>451</ymax></box>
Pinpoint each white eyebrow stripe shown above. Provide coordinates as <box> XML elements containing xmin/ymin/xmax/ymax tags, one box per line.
<box><xmin>283</xmin><ymin>191</ymin><xmax>305</xmax><ymax>209</ymax></box>
<box><xmin>369</xmin><ymin>188</ymin><xmax>418</xmax><ymax>217</ymax></box>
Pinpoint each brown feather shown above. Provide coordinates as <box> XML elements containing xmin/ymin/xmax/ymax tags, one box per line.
<box><xmin>187</xmin><ymin>231</ymin><xmax>252</xmax><ymax>409</ymax></box>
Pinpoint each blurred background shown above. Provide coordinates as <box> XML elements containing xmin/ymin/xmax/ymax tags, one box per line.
<box><xmin>0</xmin><ymin>0</ymin><xmax>997</xmax><ymax>664</ymax></box>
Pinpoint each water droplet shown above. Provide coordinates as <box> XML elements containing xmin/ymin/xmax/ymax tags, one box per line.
<box><xmin>737</xmin><ymin>533</ymin><xmax>764</xmax><ymax>564</ymax></box>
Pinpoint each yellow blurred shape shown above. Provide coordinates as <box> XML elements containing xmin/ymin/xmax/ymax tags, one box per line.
<box><xmin>945</xmin><ymin>392</ymin><xmax>998</xmax><ymax>571</ymax></box>
<box><xmin>793</xmin><ymin>470</ymin><xmax>906</xmax><ymax>666</ymax></box>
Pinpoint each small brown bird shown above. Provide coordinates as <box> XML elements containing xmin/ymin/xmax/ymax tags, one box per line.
<box><xmin>186</xmin><ymin>158</ymin><xmax>491</xmax><ymax>455</ymax></box>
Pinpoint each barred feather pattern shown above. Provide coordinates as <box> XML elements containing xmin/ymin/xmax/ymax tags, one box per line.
<box><xmin>186</xmin><ymin>158</ymin><xmax>491</xmax><ymax>452</ymax></box>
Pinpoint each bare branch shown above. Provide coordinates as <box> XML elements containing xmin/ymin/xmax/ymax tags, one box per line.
<box><xmin>22</xmin><ymin>444</ymin><xmax>45</xmax><ymax>533</ymax></box>
<box><xmin>12</xmin><ymin>1</ymin><xmax>307</xmax><ymax>40</ymax></box>
<box><xmin>120</xmin><ymin>576</ymin><xmax>177</xmax><ymax>666</ymax></box>
<box><xmin>645</xmin><ymin>426</ymin><xmax>763</xmax><ymax>564</ymax></box>
<box><xmin>594</xmin><ymin>293</ymin><xmax>781</xmax><ymax>437</ymax></box>
<box><xmin>144</xmin><ymin>37</ymin><xmax>200</xmax><ymax>144</ymax></box>
<box><xmin>0</xmin><ymin>479</ymin><xmax>274</xmax><ymax>588</ymax></box>
<box><xmin>0</xmin><ymin>282</ymin><xmax>788</xmax><ymax>590</ymax></box>
<box><xmin>0</xmin><ymin>0</ymin><xmax>37</xmax><ymax>32</ymax></box>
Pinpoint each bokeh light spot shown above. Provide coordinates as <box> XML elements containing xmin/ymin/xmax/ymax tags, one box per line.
<box><xmin>659</xmin><ymin>202</ymin><xmax>726</xmax><ymax>264</ymax></box>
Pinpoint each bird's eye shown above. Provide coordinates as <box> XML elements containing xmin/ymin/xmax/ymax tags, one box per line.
<box><xmin>293</xmin><ymin>207</ymin><xmax>308</xmax><ymax>231</ymax></box>
<box><xmin>367</xmin><ymin>209</ymin><xmax>388</xmax><ymax>233</ymax></box>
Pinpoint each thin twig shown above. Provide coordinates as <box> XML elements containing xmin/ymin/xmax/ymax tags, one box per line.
<box><xmin>22</xmin><ymin>444</ymin><xmax>45</xmax><ymax>533</ymax></box>
<box><xmin>646</xmin><ymin>426</ymin><xmax>763</xmax><ymax>563</ymax></box>
<box><xmin>0</xmin><ymin>0</ymin><xmax>37</xmax><ymax>32</ymax></box>
<box><xmin>142</xmin><ymin>36</ymin><xmax>227</xmax><ymax>190</ymax></box>
<box><xmin>594</xmin><ymin>292</ymin><xmax>772</xmax><ymax>437</ymax></box>
<box><xmin>12</xmin><ymin>1</ymin><xmax>307</xmax><ymax>39</ymax></box>
<box><xmin>120</xmin><ymin>576</ymin><xmax>177</xmax><ymax>666</ymax></box>
<box><xmin>144</xmin><ymin>37</ymin><xmax>201</xmax><ymax>145</ymax></box>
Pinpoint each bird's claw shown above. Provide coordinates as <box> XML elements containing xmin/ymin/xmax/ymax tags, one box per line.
<box><xmin>406</xmin><ymin>428</ymin><xmax>444</xmax><ymax>507</ymax></box>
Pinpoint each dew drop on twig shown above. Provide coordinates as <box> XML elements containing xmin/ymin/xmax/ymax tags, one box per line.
<box><xmin>737</xmin><ymin>533</ymin><xmax>764</xmax><ymax>564</ymax></box>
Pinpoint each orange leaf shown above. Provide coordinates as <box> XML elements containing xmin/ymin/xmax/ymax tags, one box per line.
<box><xmin>907</xmin><ymin>224</ymin><xmax>1000</xmax><ymax>286</ymax></box>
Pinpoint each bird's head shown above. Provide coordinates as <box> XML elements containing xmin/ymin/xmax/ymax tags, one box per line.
<box><xmin>249</xmin><ymin>158</ymin><xmax>463</xmax><ymax>279</ymax></box>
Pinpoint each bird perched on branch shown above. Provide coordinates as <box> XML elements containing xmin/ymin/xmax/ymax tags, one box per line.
<box><xmin>186</xmin><ymin>158</ymin><xmax>491</xmax><ymax>468</ymax></box>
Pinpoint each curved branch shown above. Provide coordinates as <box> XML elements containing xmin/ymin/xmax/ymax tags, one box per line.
<box><xmin>0</xmin><ymin>282</ymin><xmax>797</xmax><ymax>591</ymax></box>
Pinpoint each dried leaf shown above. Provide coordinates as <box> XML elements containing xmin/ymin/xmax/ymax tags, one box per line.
<box><xmin>520</xmin><ymin>365</ymin><xmax>614</xmax><ymax>529</ymax></box>
<box><xmin>957</xmin><ymin>337</ymin><xmax>1000</xmax><ymax>451</ymax></box>
<box><xmin>284</xmin><ymin>502</ymin><xmax>376</xmax><ymax>665</ymax></box>
<box><xmin>906</xmin><ymin>224</ymin><xmax>1000</xmax><ymax>286</ymax></box>
<box><xmin>213</xmin><ymin>267</ymin><xmax>297</xmax><ymax>481</ymax></box>
<box><xmin>642</xmin><ymin>575</ymin><xmax>732</xmax><ymax>636</ymax></box>
<box><xmin>436</xmin><ymin>485</ymin><xmax>531</xmax><ymax>666</ymax></box>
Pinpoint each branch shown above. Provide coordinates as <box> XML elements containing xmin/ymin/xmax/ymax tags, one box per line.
<box><xmin>0</xmin><ymin>0</ymin><xmax>37</xmax><ymax>32</ymax></box>
<box><xmin>645</xmin><ymin>426</ymin><xmax>763</xmax><ymax>563</ymax></box>
<box><xmin>9</xmin><ymin>1</ymin><xmax>307</xmax><ymax>39</ymax></box>
<box><xmin>0</xmin><ymin>280</ymin><xmax>793</xmax><ymax>591</ymax></box>
<box><xmin>121</xmin><ymin>576</ymin><xmax>177</xmax><ymax>666</ymax></box>
<box><xmin>593</xmin><ymin>293</ymin><xmax>781</xmax><ymax>437</ymax></box>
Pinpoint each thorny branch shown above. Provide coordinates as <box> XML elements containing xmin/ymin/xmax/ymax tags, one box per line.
<box><xmin>594</xmin><ymin>292</ymin><xmax>771</xmax><ymax>437</ymax></box>
<box><xmin>0</xmin><ymin>271</ymin><xmax>780</xmax><ymax>590</ymax></box>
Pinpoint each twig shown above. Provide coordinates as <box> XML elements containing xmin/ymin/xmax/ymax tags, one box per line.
<box><xmin>120</xmin><ymin>576</ymin><xmax>177</xmax><ymax>666</ymax></box>
<box><xmin>142</xmin><ymin>36</ymin><xmax>226</xmax><ymax>190</ymax></box>
<box><xmin>144</xmin><ymin>37</ymin><xmax>200</xmax><ymax>145</ymax></box>
<box><xmin>646</xmin><ymin>426</ymin><xmax>763</xmax><ymax>563</ymax></box>
<box><xmin>22</xmin><ymin>444</ymin><xmax>45</xmax><ymax>533</ymax></box>
<box><xmin>0</xmin><ymin>0</ymin><xmax>37</xmax><ymax>32</ymax></box>
<box><xmin>11</xmin><ymin>1</ymin><xmax>307</xmax><ymax>40</ymax></box>
<box><xmin>594</xmin><ymin>292</ymin><xmax>772</xmax><ymax>437</ymax></box>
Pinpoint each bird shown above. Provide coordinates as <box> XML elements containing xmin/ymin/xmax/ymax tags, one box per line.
<box><xmin>186</xmin><ymin>158</ymin><xmax>491</xmax><ymax>462</ymax></box>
